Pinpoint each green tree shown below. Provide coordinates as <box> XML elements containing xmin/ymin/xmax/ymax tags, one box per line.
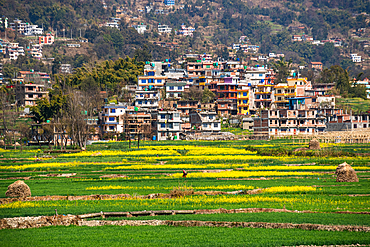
<box><xmin>271</xmin><ymin>57</ymin><xmax>292</xmax><ymax>84</ymax></box>
<box><xmin>202</xmin><ymin>88</ymin><xmax>216</xmax><ymax>103</ymax></box>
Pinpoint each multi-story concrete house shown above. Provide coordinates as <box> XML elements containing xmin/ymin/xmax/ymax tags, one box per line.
<box><xmin>15</xmin><ymin>81</ymin><xmax>48</xmax><ymax>106</ymax></box>
<box><xmin>190</xmin><ymin>111</ymin><xmax>221</xmax><ymax>132</ymax></box>
<box><xmin>274</xmin><ymin>78</ymin><xmax>310</xmax><ymax>108</ymax></box>
<box><xmin>164</xmin><ymin>0</ymin><xmax>175</xmax><ymax>6</ymax></box>
<box><xmin>244</xmin><ymin>66</ymin><xmax>269</xmax><ymax>86</ymax></box>
<box><xmin>305</xmin><ymin>83</ymin><xmax>335</xmax><ymax>96</ymax></box>
<box><xmin>177</xmin><ymin>25</ymin><xmax>195</xmax><ymax>36</ymax></box>
<box><xmin>166</xmin><ymin>82</ymin><xmax>186</xmax><ymax>99</ymax></box>
<box><xmin>39</xmin><ymin>33</ymin><xmax>54</xmax><ymax>45</ymax></box>
<box><xmin>253</xmin><ymin>107</ymin><xmax>327</xmax><ymax>137</ymax></box>
<box><xmin>186</xmin><ymin>61</ymin><xmax>219</xmax><ymax>77</ymax></box>
<box><xmin>253</xmin><ymin>83</ymin><xmax>274</xmax><ymax>109</ymax></box>
<box><xmin>309</xmin><ymin>62</ymin><xmax>323</xmax><ymax>71</ymax></box>
<box><xmin>26</xmin><ymin>44</ymin><xmax>42</xmax><ymax>60</ymax></box>
<box><xmin>177</xmin><ymin>100</ymin><xmax>199</xmax><ymax>114</ymax></box>
<box><xmin>216</xmin><ymin>77</ymin><xmax>239</xmax><ymax>115</ymax></box>
<box><xmin>100</xmin><ymin>103</ymin><xmax>127</xmax><ymax>133</ymax></box>
<box><xmin>237</xmin><ymin>86</ymin><xmax>250</xmax><ymax>115</ymax></box>
<box><xmin>351</xmin><ymin>54</ymin><xmax>362</xmax><ymax>63</ymax></box>
<box><xmin>158</xmin><ymin>24</ymin><xmax>172</xmax><ymax>33</ymax></box>
<box><xmin>17</xmin><ymin>71</ymin><xmax>51</xmax><ymax>84</ymax></box>
<box><xmin>134</xmin><ymin>89</ymin><xmax>160</xmax><ymax>110</ymax></box>
<box><xmin>156</xmin><ymin>110</ymin><xmax>182</xmax><ymax>140</ymax></box>
<box><xmin>137</xmin><ymin>73</ymin><xmax>167</xmax><ymax>89</ymax></box>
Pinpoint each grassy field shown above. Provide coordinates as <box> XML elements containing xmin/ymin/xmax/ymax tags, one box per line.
<box><xmin>0</xmin><ymin>139</ymin><xmax>370</xmax><ymax>245</ymax></box>
<box><xmin>336</xmin><ymin>97</ymin><xmax>370</xmax><ymax>114</ymax></box>
<box><xmin>1</xmin><ymin>225</ymin><xmax>370</xmax><ymax>247</ymax></box>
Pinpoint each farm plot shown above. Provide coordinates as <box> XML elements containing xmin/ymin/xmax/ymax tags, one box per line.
<box><xmin>0</xmin><ymin>140</ymin><xmax>370</xmax><ymax>245</ymax></box>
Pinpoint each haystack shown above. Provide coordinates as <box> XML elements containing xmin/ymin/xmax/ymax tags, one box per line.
<box><xmin>309</xmin><ymin>139</ymin><xmax>320</xmax><ymax>150</ymax></box>
<box><xmin>335</xmin><ymin>162</ymin><xmax>359</xmax><ymax>182</ymax></box>
<box><xmin>5</xmin><ymin>180</ymin><xmax>31</xmax><ymax>198</ymax></box>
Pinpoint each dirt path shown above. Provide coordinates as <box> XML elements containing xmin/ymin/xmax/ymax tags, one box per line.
<box><xmin>1</xmin><ymin>215</ymin><xmax>370</xmax><ymax>232</ymax></box>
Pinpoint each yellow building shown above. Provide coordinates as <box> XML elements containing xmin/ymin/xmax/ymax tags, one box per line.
<box><xmin>237</xmin><ymin>88</ymin><xmax>250</xmax><ymax>115</ymax></box>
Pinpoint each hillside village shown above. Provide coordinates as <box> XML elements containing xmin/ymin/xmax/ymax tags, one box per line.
<box><xmin>2</xmin><ymin>51</ymin><xmax>370</xmax><ymax>146</ymax></box>
<box><xmin>2</xmin><ymin>1</ymin><xmax>370</xmax><ymax>245</ymax></box>
<box><xmin>1</xmin><ymin>0</ymin><xmax>370</xmax><ymax>147</ymax></box>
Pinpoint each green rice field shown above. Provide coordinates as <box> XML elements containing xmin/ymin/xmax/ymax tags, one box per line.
<box><xmin>1</xmin><ymin>140</ymin><xmax>370</xmax><ymax>246</ymax></box>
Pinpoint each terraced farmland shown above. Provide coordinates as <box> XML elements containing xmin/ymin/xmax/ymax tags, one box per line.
<box><xmin>1</xmin><ymin>140</ymin><xmax>370</xmax><ymax>246</ymax></box>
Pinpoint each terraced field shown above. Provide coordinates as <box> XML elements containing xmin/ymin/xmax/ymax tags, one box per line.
<box><xmin>0</xmin><ymin>140</ymin><xmax>370</xmax><ymax>246</ymax></box>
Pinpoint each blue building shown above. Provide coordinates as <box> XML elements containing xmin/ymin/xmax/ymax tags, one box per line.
<box><xmin>164</xmin><ymin>0</ymin><xmax>175</xmax><ymax>6</ymax></box>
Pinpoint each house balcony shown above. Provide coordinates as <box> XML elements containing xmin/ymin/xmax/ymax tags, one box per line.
<box><xmin>102</xmin><ymin>121</ymin><xmax>119</xmax><ymax>125</ymax></box>
<box><xmin>255</xmin><ymin>91</ymin><xmax>271</xmax><ymax>94</ymax></box>
<box><xmin>217</xmin><ymin>89</ymin><xmax>237</xmax><ymax>93</ymax></box>
<box><xmin>238</xmin><ymin>103</ymin><xmax>249</xmax><ymax>108</ymax></box>
<box><xmin>274</xmin><ymin>100</ymin><xmax>288</xmax><ymax>103</ymax></box>
<box><xmin>255</xmin><ymin>98</ymin><xmax>272</xmax><ymax>102</ymax></box>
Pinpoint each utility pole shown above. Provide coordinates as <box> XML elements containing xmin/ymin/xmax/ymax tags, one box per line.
<box><xmin>71</xmin><ymin>28</ymin><xmax>72</xmax><ymax>39</ymax></box>
<box><xmin>80</xmin><ymin>29</ymin><xmax>81</xmax><ymax>38</ymax></box>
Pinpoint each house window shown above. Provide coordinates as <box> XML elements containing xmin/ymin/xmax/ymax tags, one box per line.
<box><xmin>174</xmin><ymin>113</ymin><xmax>179</xmax><ymax>118</ymax></box>
<box><xmin>157</xmin><ymin>79</ymin><xmax>162</xmax><ymax>83</ymax></box>
<box><xmin>214</xmin><ymin>123</ymin><xmax>218</xmax><ymax>128</ymax></box>
<box><xmin>111</xmin><ymin>109</ymin><xmax>116</xmax><ymax>113</ymax></box>
<box><xmin>209</xmin><ymin>115</ymin><xmax>213</xmax><ymax>120</ymax></box>
<box><xmin>138</xmin><ymin>101</ymin><xmax>142</xmax><ymax>105</ymax></box>
<box><xmin>174</xmin><ymin>122</ymin><xmax>179</xmax><ymax>127</ymax></box>
<box><xmin>161</xmin><ymin>114</ymin><xmax>166</xmax><ymax>119</ymax></box>
<box><xmin>178</xmin><ymin>86</ymin><xmax>182</xmax><ymax>90</ymax></box>
<box><xmin>109</xmin><ymin>117</ymin><xmax>115</xmax><ymax>122</ymax></box>
<box><xmin>148</xmin><ymin>79</ymin><xmax>153</xmax><ymax>83</ymax></box>
<box><xmin>109</xmin><ymin>126</ymin><xmax>115</xmax><ymax>130</ymax></box>
<box><xmin>243</xmin><ymin>107</ymin><xmax>248</xmax><ymax>110</ymax></box>
<box><xmin>161</xmin><ymin>123</ymin><xmax>166</xmax><ymax>128</ymax></box>
<box><xmin>141</xmin><ymin>79</ymin><xmax>146</xmax><ymax>84</ymax></box>
<box><xmin>206</xmin><ymin>65</ymin><xmax>210</xmax><ymax>68</ymax></box>
<box><xmin>243</xmin><ymin>100</ymin><xmax>248</xmax><ymax>104</ymax></box>
<box><xmin>203</xmin><ymin>123</ymin><xmax>207</xmax><ymax>128</ymax></box>
<box><xmin>169</xmin><ymin>86</ymin><xmax>174</xmax><ymax>90</ymax></box>
<box><xmin>243</xmin><ymin>92</ymin><xmax>247</xmax><ymax>96</ymax></box>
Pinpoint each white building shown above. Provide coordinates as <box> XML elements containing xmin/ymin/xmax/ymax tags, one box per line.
<box><xmin>156</xmin><ymin>110</ymin><xmax>182</xmax><ymax>140</ymax></box>
<box><xmin>190</xmin><ymin>111</ymin><xmax>221</xmax><ymax>132</ymax></box>
<box><xmin>100</xmin><ymin>103</ymin><xmax>127</xmax><ymax>133</ymax></box>
<box><xmin>244</xmin><ymin>67</ymin><xmax>269</xmax><ymax>86</ymax></box>
<box><xmin>132</xmin><ymin>24</ymin><xmax>147</xmax><ymax>34</ymax></box>
<box><xmin>67</xmin><ymin>44</ymin><xmax>81</xmax><ymax>48</ymax></box>
<box><xmin>177</xmin><ymin>25</ymin><xmax>195</xmax><ymax>36</ymax></box>
<box><xmin>135</xmin><ymin>89</ymin><xmax>160</xmax><ymax>110</ymax></box>
<box><xmin>28</xmin><ymin>44</ymin><xmax>42</xmax><ymax>59</ymax></box>
<box><xmin>24</xmin><ymin>25</ymin><xmax>43</xmax><ymax>36</ymax></box>
<box><xmin>166</xmin><ymin>82</ymin><xmax>185</xmax><ymax>98</ymax></box>
<box><xmin>158</xmin><ymin>24</ymin><xmax>172</xmax><ymax>34</ymax></box>
<box><xmin>350</xmin><ymin>53</ymin><xmax>362</xmax><ymax>63</ymax></box>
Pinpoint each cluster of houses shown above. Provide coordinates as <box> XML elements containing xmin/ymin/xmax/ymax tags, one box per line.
<box><xmin>94</xmin><ymin>54</ymin><xmax>370</xmax><ymax>141</ymax></box>
<box><xmin>9</xmin><ymin>18</ymin><xmax>43</xmax><ymax>36</ymax></box>
<box><xmin>292</xmin><ymin>34</ymin><xmax>344</xmax><ymax>47</ymax></box>
<box><xmin>6</xmin><ymin>54</ymin><xmax>370</xmax><ymax>141</ymax></box>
